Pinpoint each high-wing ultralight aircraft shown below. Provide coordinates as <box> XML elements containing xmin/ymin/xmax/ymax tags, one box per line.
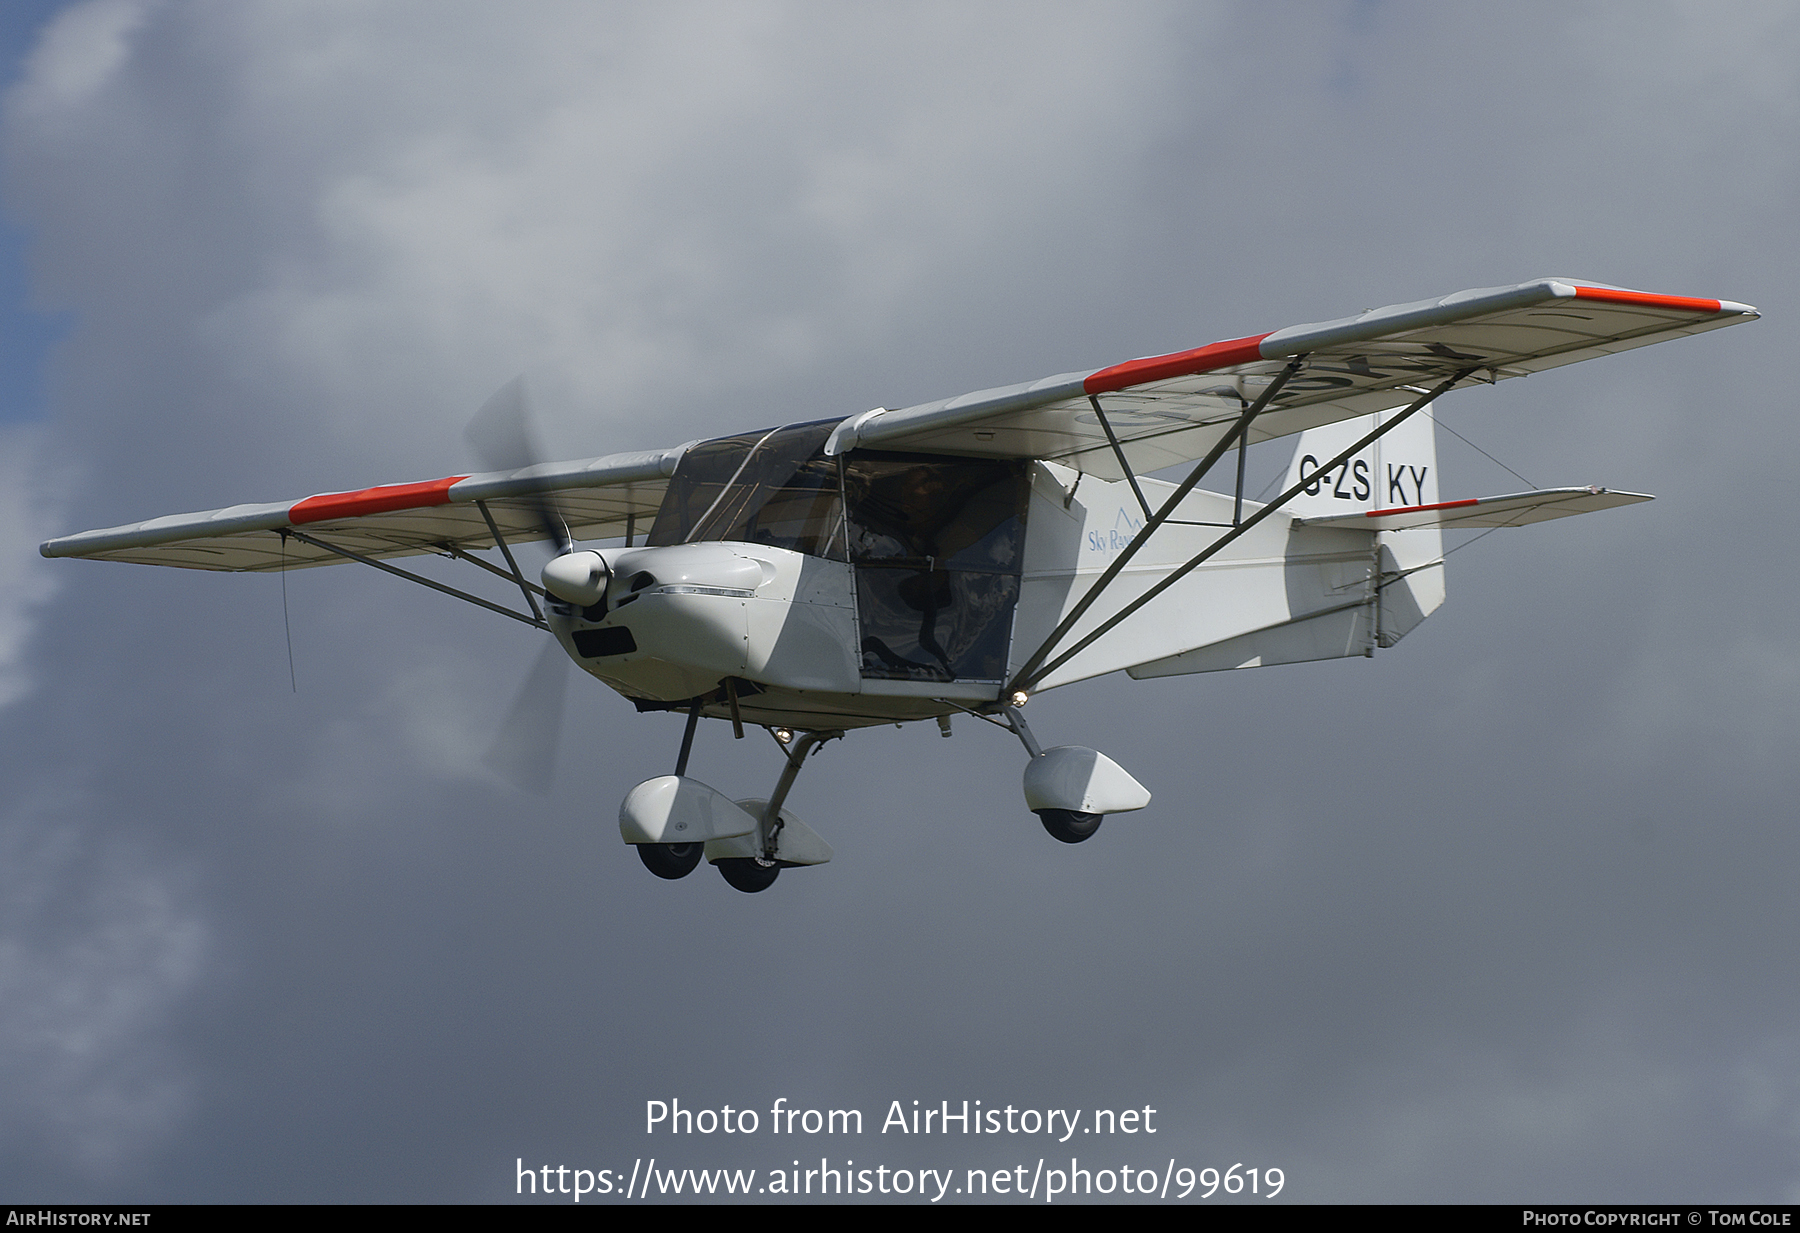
<box><xmin>43</xmin><ymin>278</ymin><xmax>1757</xmax><ymax>891</ymax></box>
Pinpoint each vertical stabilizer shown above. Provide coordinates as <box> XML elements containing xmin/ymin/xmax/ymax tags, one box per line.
<box><xmin>1283</xmin><ymin>409</ymin><xmax>1445</xmax><ymax>646</ymax></box>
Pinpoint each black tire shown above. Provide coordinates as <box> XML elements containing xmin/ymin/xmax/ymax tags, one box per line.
<box><xmin>1037</xmin><ymin>809</ymin><xmax>1103</xmax><ymax>844</ymax></box>
<box><xmin>716</xmin><ymin>857</ymin><xmax>781</xmax><ymax>893</ymax></box>
<box><xmin>638</xmin><ymin>842</ymin><xmax>704</xmax><ymax>880</ymax></box>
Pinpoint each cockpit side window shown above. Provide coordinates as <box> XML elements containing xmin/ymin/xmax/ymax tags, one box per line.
<box><xmin>842</xmin><ymin>455</ymin><xmax>1027</xmax><ymax>572</ymax></box>
<box><xmin>842</xmin><ymin>452</ymin><xmax>1029</xmax><ymax>683</ymax></box>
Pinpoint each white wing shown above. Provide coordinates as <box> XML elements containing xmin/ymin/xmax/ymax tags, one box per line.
<box><xmin>41</xmin><ymin>447</ymin><xmax>682</xmax><ymax>571</ymax></box>
<box><xmin>826</xmin><ymin>277</ymin><xmax>1756</xmax><ymax>479</ymax></box>
<box><xmin>43</xmin><ymin>277</ymin><xmax>1753</xmax><ymax>573</ymax></box>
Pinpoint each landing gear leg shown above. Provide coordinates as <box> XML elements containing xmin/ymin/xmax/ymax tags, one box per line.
<box><xmin>755</xmin><ymin>729</ymin><xmax>841</xmax><ymax>859</ymax></box>
<box><xmin>674</xmin><ymin>696</ymin><xmax>702</xmax><ymax>776</ymax></box>
<box><xmin>712</xmin><ymin>728</ymin><xmax>843</xmax><ymax>894</ymax></box>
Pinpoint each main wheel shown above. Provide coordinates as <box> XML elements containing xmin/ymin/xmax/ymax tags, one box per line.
<box><xmin>1037</xmin><ymin>809</ymin><xmax>1103</xmax><ymax>844</ymax></box>
<box><xmin>716</xmin><ymin>857</ymin><xmax>781</xmax><ymax>893</ymax></box>
<box><xmin>638</xmin><ymin>842</ymin><xmax>704</xmax><ymax>880</ymax></box>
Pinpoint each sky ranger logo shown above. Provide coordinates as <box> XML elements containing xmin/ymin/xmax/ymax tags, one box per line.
<box><xmin>1087</xmin><ymin>506</ymin><xmax>1145</xmax><ymax>554</ymax></box>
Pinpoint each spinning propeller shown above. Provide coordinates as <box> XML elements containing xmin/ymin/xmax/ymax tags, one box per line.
<box><xmin>464</xmin><ymin>376</ymin><xmax>571</xmax><ymax>553</ymax></box>
<box><xmin>464</xmin><ymin>377</ymin><xmax>594</xmax><ymax>792</ymax></box>
<box><xmin>467</xmin><ymin>377</ymin><xmax>613</xmax><ymax>608</ymax></box>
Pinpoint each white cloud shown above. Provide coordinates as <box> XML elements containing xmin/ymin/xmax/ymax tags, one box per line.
<box><xmin>12</xmin><ymin>0</ymin><xmax>150</xmax><ymax>119</ymax></box>
<box><xmin>11</xmin><ymin>2</ymin><xmax>1209</xmax><ymax>476</ymax></box>
<box><xmin>0</xmin><ymin>791</ymin><xmax>207</xmax><ymax>1181</ymax></box>
<box><xmin>0</xmin><ymin>424</ymin><xmax>62</xmax><ymax>710</ymax></box>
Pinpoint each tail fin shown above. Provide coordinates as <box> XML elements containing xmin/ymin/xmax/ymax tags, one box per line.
<box><xmin>1283</xmin><ymin>409</ymin><xmax>1445</xmax><ymax>646</ymax></box>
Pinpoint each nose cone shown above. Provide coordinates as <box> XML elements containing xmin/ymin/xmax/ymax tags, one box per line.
<box><xmin>541</xmin><ymin>550</ymin><xmax>610</xmax><ymax>606</ymax></box>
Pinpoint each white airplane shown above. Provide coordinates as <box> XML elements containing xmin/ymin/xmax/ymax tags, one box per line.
<box><xmin>42</xmin><ymin>278</ymin><xmax>1757</xmax><ymax>891</ymax></box>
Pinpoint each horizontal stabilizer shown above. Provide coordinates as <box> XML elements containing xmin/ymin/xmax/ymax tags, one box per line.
<box><xmin>1295</xmin><ymin>486</ymin><xmax>1651</xmax><ymax>531</ymax></box>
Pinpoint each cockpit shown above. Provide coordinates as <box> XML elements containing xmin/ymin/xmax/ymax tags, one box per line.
<box><xmin>648</xmin><ymin>420</ymin><xmax>1030</xmax><ymax>683</ymax></box>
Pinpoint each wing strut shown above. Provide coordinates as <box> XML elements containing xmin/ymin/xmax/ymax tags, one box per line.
<box><xmin>1008</xmin><ymin>355</ymin><xmax>1308</xmax><ymax>692</ymax></box>
<box><xmin>442</xmin><ymin>539</ymin><xmax>551</xmax><ymax>608</ymax></box>
<box><xmin>475</xmin><ymin>500</ymin><xmax>546</xmax><ymax>623</ymax></box>
<box><xmin>1089</xmin><ymin>397</ymin><xmax>1154</xmax><ymax>521</ymax></box>
<box><xmin>1232</xmin><ymin>391</ymin><xmax>1253</xmax><ymax>527</ymax></box>
<box><xmin>283</xmin><ymin>529</ymin><xmax>549</xmax><ymax>631</ymax></box>
<box><xmin>1010</xmin><ymin>367</ymin><xmax>1478</xmax><ymax>694</ymax></box>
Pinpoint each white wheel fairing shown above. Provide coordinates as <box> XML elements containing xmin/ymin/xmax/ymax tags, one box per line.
<box><xmin>618</xmin><ymin>776</ymin><xmax>759</xmax><ymax>846</ymax></box>
<box><xmin>1022</xmin><ymin>746</ymin><xmax>1151</xmax><ymax>816</ymax></box>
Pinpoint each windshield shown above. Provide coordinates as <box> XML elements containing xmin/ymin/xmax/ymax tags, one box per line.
<box><xmin>647</xmin><ymin>420</ymin><xmax>846</xmax><ymax>558</ymax></box>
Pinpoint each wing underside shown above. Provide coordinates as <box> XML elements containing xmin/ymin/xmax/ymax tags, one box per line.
<box><xmin>41</xmin><ymin>450</ymin><xmax>680</xmax><ymax>572</ymax></box>
<box><xmin>827</xmin><ymin>278</ymin><xmax>1756</xmax><ymax>481</ymax></box>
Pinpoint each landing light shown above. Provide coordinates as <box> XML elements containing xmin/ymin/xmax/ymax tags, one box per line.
<box><xmin>1008</xmin><ymin>690</ymin><xmax>1029</xmax><ymax>708</ymax></box>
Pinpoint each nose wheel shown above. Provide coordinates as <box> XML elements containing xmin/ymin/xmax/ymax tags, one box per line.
<box><xmin>627</xmin><ymin>719</ymin><xmax>840</xmax><ymax>891</ymax></box>
<box><xmin>715</xmin><ymin>857</ymin><xmax>780</xmax><ymax>893</ymax></box>
<box><xmin>638</xmin><ymin>842</ymin><xmax>705</xmax><ymax>879</ymax></box>
<box><xmin>1036</xmin><ymin>808</ymin><xmax>1103</xmax><ymax>844</ymax></box>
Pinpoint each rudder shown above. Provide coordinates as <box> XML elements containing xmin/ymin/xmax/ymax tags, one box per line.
<box><xmin>1284</xmin><ymin>408</ymin><xmax>1445</xmax><ymax>646</ymax></box>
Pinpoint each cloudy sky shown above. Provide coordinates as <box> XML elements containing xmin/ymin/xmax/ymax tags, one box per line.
<box><xmin>3</xmin><ymin>1</ymin><xmax>1797</xmax><ymax>1204</ymax></box>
